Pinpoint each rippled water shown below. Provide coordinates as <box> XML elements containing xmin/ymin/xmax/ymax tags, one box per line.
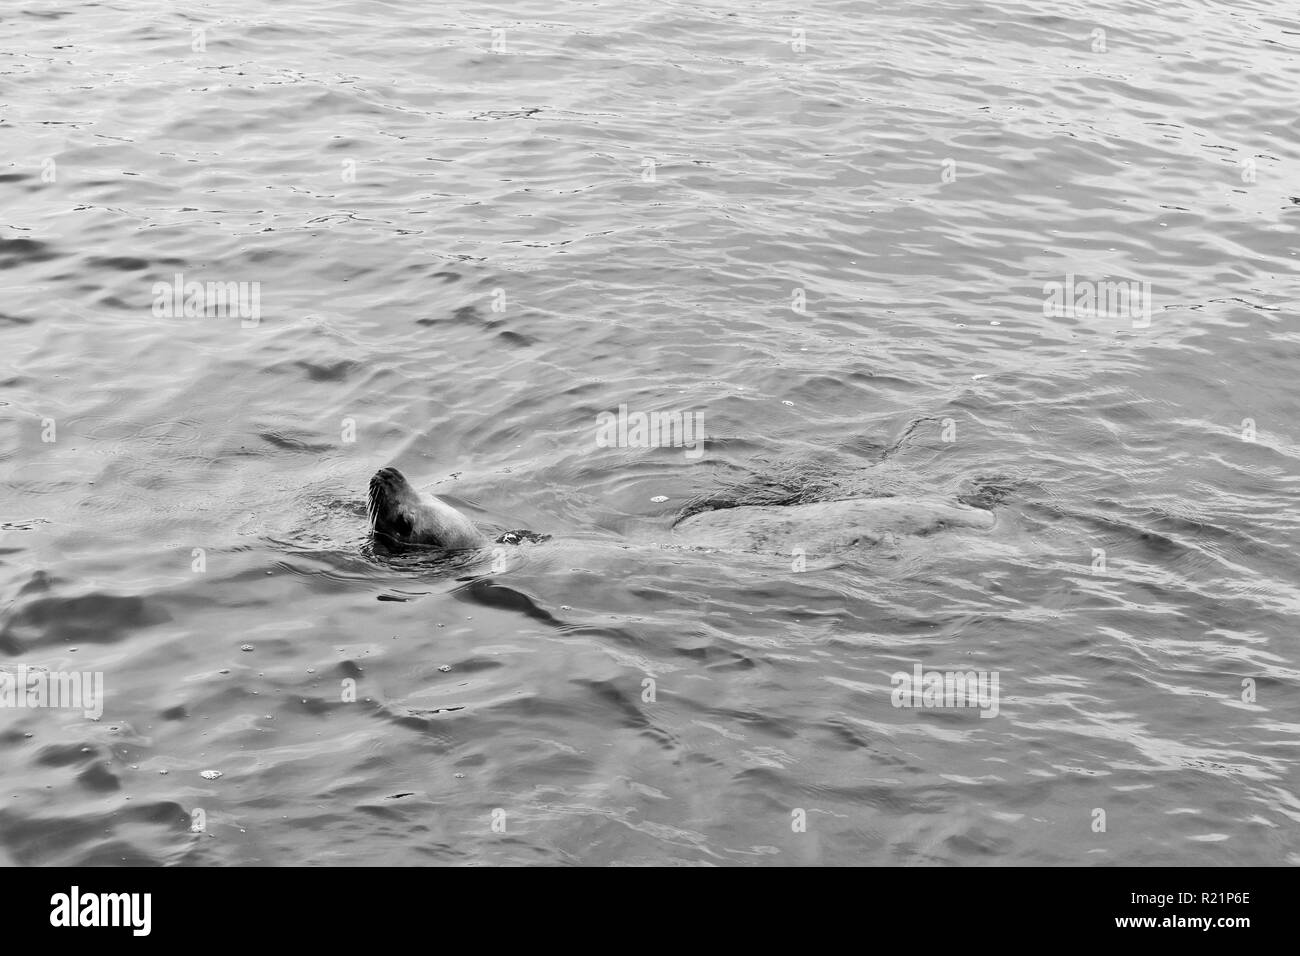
<box><xmin>3</xmin><ymin>0</ymin><xmax>1299</xmax><ymax>865</ymax></box>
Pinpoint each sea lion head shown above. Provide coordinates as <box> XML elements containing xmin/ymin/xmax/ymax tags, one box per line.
<box><xmin>368</xmin><ymin>467</ymin><xmax>421</xmax><ymax>544</ymax></box>
<box><xmin>368</xmin><ymin>466</ymin><xmax>485</xmax><ymax>550</ymax></box>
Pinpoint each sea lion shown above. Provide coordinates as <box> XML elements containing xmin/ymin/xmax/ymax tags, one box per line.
<box><xmin>368</xmin><ymin>466</ymin><xmax>488</xmax><ymax>550</ymax></box>
<box><xmin>368</xmin><ymin>466</ymin><xmax>994</xmax><ymax>555</ymax></box>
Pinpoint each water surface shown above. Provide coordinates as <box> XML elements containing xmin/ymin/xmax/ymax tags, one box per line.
<box><xmin>2</xmin><ymin>0</ymin><xmax>1299</xmax><ymax>865</ymax></box>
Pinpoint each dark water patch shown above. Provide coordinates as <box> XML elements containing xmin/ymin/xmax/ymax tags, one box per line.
<box><xmin>819</xmin><ymin>717</ymin><xmax>882</xmax><ymax>753</ymax></box>
<box><xmin>417</xmin><ymin>303</ymin><xmax>483</xmax><ymax>327</ymax></box>
<box><xmin>0</xmin><ymin>237</ymin><xmax>59</xmax><ymax>267</ymax></box>
<box><xmin>670</xmin><ymin>642</ymin><xmax>758</xmax><ymax>670</ymax></box>
<box><xmin>35</xmin><ymin>742</ymin><xmax>111</xmax><ymax>768</ymax></box>
<box><xmin>452</xmin><ymin>578</ymin><xmax>566</xmax><ymax>627</ymax></box>
<box><xmin>85</xmin><ymin>255</ymin><xmax>150</xmax><ymax>271</ymax></box>
<box><xmin>497</xmin><ymin>329</ymin><xmax>534</xmax><ymax>347</ymax></box>
<box><xmin>570</xmin><ymin>677</ymin><xmax>653</xmax><ymax>729</ymax></box>
<box><xmin>335</xmin><ymin>659</ymin><xmax>365</xmax><ymax>679</ymax></box>
<box><xmin>290</xmin><ymin>359</ymin><xmax>361</xmax><ymax>382</ymax></box>
<box><xmin>257</xmin><ymin>429</ymin><xmax>335</xmax><ymax>453</ymax></box>
<box><xmin>76</xmin><ymin>761</ymin><xmax>120</xmax><ymax>792</ymax></box>
<box><xmin>0</xmin><ymin>591</ymin><xmax>171</xmax><ymax>654</ymax></box>
<box><xmin>373</xmin><ymin>700</ymin><xmax>460</xmax><ymax>740</ymax></box>
<box><xmin>0</xmin><ymin>799</ymin><xmax>189</xmax><ymax>866</ymax></box>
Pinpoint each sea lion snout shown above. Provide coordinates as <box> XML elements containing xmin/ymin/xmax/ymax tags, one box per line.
<box><xmin>371</xmin><ymin>466</ymin><xmax>410</xmax><ymax>494</ymax></box>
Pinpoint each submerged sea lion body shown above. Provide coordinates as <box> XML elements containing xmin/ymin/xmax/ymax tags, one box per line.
<box><xmin>368</xmin><ymin>467</ymin><xmax>487</xmax><ymax>550</ymax></box>
<box><xmin>367</xmin><ymin>467</ymin><xmax>993</xmax><ymax>555</ymax></box>
<box><xmin>671</xmin><ymin>498</ymin><xmax>995</xmax><ymax>552</ymax></box>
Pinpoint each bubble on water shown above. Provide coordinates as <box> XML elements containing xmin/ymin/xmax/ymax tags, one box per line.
<box><xmin>241</xmin><ymin>644</ymin><xmax>254</xmax><ymax>652</ymax></box>
<box><xmin>651</xmin><ymin>495</ymin><xmax>668</xmax><ymax>503</ymax></box>
<box><xmin>200</xmin><ymin>770</ymin><xmax>222</xmax><ymax>780</ymax></box>
<box><xmin>438</xmin><ymin>665</ymin><xmax>451</xmax><ymax>672</ymax></box>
